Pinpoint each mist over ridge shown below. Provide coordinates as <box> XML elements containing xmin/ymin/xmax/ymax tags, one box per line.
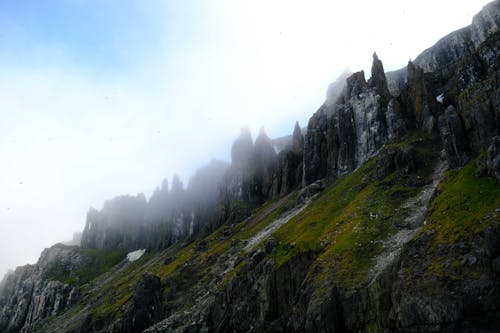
<box><xmin>0</xmin><ymin>1</ymin><xmax>499</xmax><ymax>332</ymax></box>
<box><xmin>0</xmin><ymin>0</ymin><xmax>494</xmax><ymax>289</ymax></box>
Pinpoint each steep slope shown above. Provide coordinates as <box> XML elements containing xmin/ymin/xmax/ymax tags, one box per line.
<box><xmin>19</xmin><ymin>137</ymin><xmax>500</xmax><ymax>332</ymax></box>
<box><xmin>0</xmin><ymin>1</ymin><xmax>499</xmax><ymax>332</ymax></box>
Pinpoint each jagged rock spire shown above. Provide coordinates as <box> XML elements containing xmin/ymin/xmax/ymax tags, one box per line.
<box><xmin>256</xmin><ymin>126</ymin><xmax>269</xmax><ymax>143</ymax></box>
<box><xmin>326</xmin><ymin>69</ymin><xmax>352</xmax><ymax>106</ymax></box>
<box><xmin>292</xmin><ymin>121</ymin><xmax>303</xmax><ymax>153</ymax></box>
<box><xmin>406</xmin><ymin>60</ymin><xmax>435</xmax><ymax>133</ymax></box>
<box><xmin>231</xmin><ymin>126</ymin><xmax>254</xmax><ymax>169</ymax></box>
<box><xmin>345</xmin><ymin>71</ymin><xmax>367</xmax><ymax>100</ymax></box>
<box><xmin>438</xmin><ymin>105</ymin><xmax>469</xmax><ymax>168</ymax></box>
<box><xmin>369</xmin><ymin>52</ymin><xmax>391</xmax><ymax>104</ymax></box>
<box><xmin>254</xmin><ymin>126</ymin><xmax>277</xmax><ymax>163</ymax></box>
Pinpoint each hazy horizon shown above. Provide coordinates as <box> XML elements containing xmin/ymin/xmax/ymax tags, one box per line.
<box><xmin>0</xmin><ymin>0</ymin><xmax>491</xmax><ymax>278</ymax></box>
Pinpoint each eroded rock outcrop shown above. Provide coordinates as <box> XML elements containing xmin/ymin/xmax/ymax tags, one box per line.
<box><xmin>252</xmin><ymin>128</ymin><xmax>278</xmax><ymax>202</ymax></box>
<box><xmin>304</xmin><ymin>54</ymin><xmax>392</xmax><ymax>184</ymax></box>
<box><xmin>438</xmin><ymin>105</ymin><xmax>470</xmax><ymax>168</ymax></box>
<box><xmin>458</xmin><ymin>72</ymin><xmax>500</xmax><ymax>156</ymax></box>
<box><xmin>119</xmin><ymin>272</ymin><xmax>164</xmax><ymax>333</ymax></box>
<box><xmin>405</xmin><ymin>60</ymin><xmax>437</xmax><ymax>133</ymax></box>
<box><xmin>272</xmin><ymin>122</ymin><xmax>304</xmax><ymax>196</ymax></box>
<box><xmin>487</xmin><ymin>136</ymin><xmax>500</xmax><ymax>183</ymax></box>
<box><xmin>385</xmin><ymin>98</ymin><xmax>407</xmax><ymax>141</ymax></box>
<box><xmin>0</xmin><ymin>245</ymin><xmax>85</xmax><ymax>333</ymax></box>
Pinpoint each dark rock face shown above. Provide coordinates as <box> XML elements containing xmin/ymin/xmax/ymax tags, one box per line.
<box><xmin>369</xmin><ymin>52</ymin><xmax>391</xmax><ymax>105</ymax></box>
<box><xmin>215</xmin><ymin>128</ymin><xmax>258</xmax><ymax>227</ymax></box>
<box><xmin>291</xmin><ymin>121</ymin><xmax>304</xmax><ymax>153</ymax></box>
<box><xmin>405</xmin><ymin>61</ymin><xmax>437</xmax><ymax>133</ymax></box>
<box><xmin>139</xmin><ymin>223</ymin><xmax>500</xmax><ymax>333</ymax></box>
<box><xmin>184</xmin><ymin>160</ymin><xmax>230</xmax><ymax>237</ymax></box>
<box><xmin>345</xmin><ymin>70</ymin><xmax>368</xmax><ymax>100</ymax></box>
<box><xmin>458</xmin><ymin>72</ymin><xmax>500</xmax><ymax>156</ymax></box>
<box><xmin>252</xmin><ymin>128</ymin><xmax>278</xmax><ymax>202</ymax></box>
<box><xmin>272</xmin><ymin>122</ymin><xmax>304</xmax><ymax>196</ymax></box>
<box><xmin>208</xmin><ymin>252</ymin><xmax>316</xmax><ymax>332</ymax></box>
<box><xmin>216</xmin><ymin>127</ymin><xmax>281</xmax><ymax>229</ymax></box>
<box><xmin>304</xmin><ymin>62</ymin><xmax>391</xmax><ymax>184</ymax></box>
<box><xmin>303</xmin><ymin>106</ymin><xmax>329</xmax><ymax>184</ymax></box>
<box><xmin>438</xmin><ymin>105</ymin><xmax>470</xmax><ymax>168</ymax></box>
<box><xmin>0</xmin><ymin>245</ymin><xmax>84</xmax><ymax>333</ymax></box>
<box><xmin>385</xmin><ymin>98</ymin><xmax>407</xmax><ymax>141</ymax></box>
<box><xmin>487</xmin><ymin>136</ymin><xmax>500</xmax><ymax>183</ymax></box>
<box><xmin>209</xmin><ymin>226</ymin><xmax>500</xmax><ymax>333</ymax></box>
<box><xmin>375</xmin><ymin>145</ymin><xmax>423</xmax><ymax>180</ymax></box>
<box><xmin>302</xmin><ymin>1</ymin><xmax>499</xmax><ymax>185</ymax></box>
<box><xmin>120</xmin><ymin>272</ymin><xmax>163</xmax><ymax>333</ymax></box>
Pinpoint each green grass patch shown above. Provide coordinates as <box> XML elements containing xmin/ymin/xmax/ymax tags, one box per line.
<box><xmin>271</xmin><ymin>134</ymin><xmax>442</xmax><ymax>289</ymax></box>
<box><xmin>45</xmin><ymin>247</ymin><xmax>125</xmax><ymax>285</ymax></box>
<box><xmin>88</xmin><ymin>192</ymin><xmax>300</xmax><ymax>320</ymax></box>
<box><xmin>91</xmin><ymin>251</ymin><xmax>156</xmax><ymax>319</ymax></box>
<box><xmin>425</xmin><ymin>160</ymin><xmax>500</xmax><ymax>245</ymax></box>
<box><xmin>270</xmin><ymin>158</ymin><xmax>399</xmax><ymax>287</ymax></box>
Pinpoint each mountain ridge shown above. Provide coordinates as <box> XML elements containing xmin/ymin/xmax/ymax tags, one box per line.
<box><xmin>1</xmin><ymin>1</ymin><xmax>499</xmax><ymax>332</ymax></box>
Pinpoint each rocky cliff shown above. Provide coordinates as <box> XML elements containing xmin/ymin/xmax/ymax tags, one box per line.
<box><xmin>1</xmin><ymin>1</ymin><xmax>499</xmax><ymax>332</ymax></box>
<box><xmin>80</xmin><ymin>159</ymin><xmax>230</xmax><ymax>251</ymax></box>
<box><xmin>0</xmin><ymin>244</ymin><xmax>123</xmax><ymax>333</ymax></box>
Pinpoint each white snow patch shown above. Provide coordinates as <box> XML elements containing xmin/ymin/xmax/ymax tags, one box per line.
<box><xmin>436</xmin><ymin>93</ymin><xmax>444</xmax><ymax>104</ymax></box>
<box><xmin>127</xmin><ymin>249</ymin><xmax>146</xmax><ymax>262</ymax></box>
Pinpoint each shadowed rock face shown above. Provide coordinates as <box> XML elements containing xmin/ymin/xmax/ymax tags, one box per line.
<box><xmin>405</xmin><ymin>60</ymin><xmax>437</xmax><ymax>133</ymax></box>
<box><xmin>252</xmin><ymin>128</ymin><xmax>278</xmax><ymax>202</ymax></box>
<box><xmin>439</xmin><ymin>105</ymin><xmax>470</xmax><ymax>168</ymax></box>
<box><xmin>488</xmin><ymin>136</ymin><xmax>500</xmax><ymax>183</ymax></box>
<box><xmin>119</xmin><ymin>272</ymin><xmax>164</xmax><ymax>333</ymax></box>
<box><xmin>304</xmin><ymin>59</ymin><xmax>391</xmax><ymax>184</ymax></box>
<box><xmin>0</xmin><ymin>245</ymin><xmax>86</xmax><ymax>333</ymax></box>
<box><xmin>385</xmin><ymin>98</ymin><xmax>407</xmax><ymax>141</ymax></box>
<box><xmin>369</xmin><ymin>52</ymin><xmax>391</xmax><ymax>105</ymax></box>
<box><xmin>224</xmin><ymin>126</ymin><xmax>279</xmax><ymax>206</ymax></box>
<box><xmin>458</xmin><ymin>71</ymin><xmax>500</xmax><ymax>156</ymax></box>
<box><xmin>272</xmin><ymin>122</ymin><xmax>304</xmax><ymax>196</ymax></box>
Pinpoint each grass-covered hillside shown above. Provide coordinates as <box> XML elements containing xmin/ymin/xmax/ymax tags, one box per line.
<box><xmin>29</xmin><ymin>132</ymin><xmax>499</xmax><ymax>332</ymax></box>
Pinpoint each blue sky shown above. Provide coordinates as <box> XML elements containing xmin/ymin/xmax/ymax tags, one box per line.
<box><xmin>0</xmin><ymin>0</ymin><xmax>492</xmax><ymax>277</ymax></box>
<box><xmin>0</xmin><ymin>1</ymin><xmax>172</xmax><ymax>72</ymax></box>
